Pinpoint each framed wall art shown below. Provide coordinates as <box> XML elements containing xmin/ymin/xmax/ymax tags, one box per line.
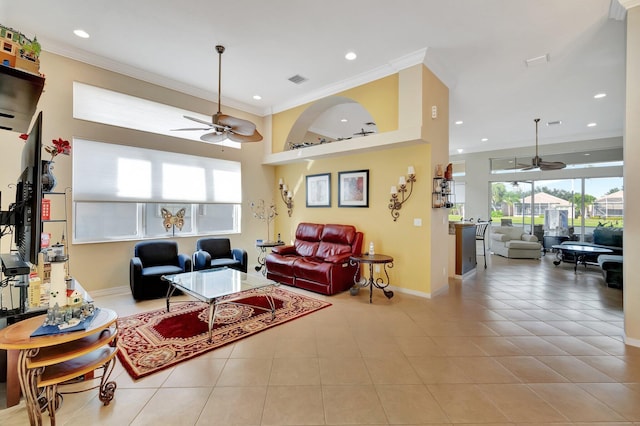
<box><xmin>305</xmin><ymin>173</ymin><xmax>331</xmax><ymax>207</ymax></box>
<box><xmin>338</xmin><ymin>169</ymin><xmax>369</xmax><ymax>207</ymax></box>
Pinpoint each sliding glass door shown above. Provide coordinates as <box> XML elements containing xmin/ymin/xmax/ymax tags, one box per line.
<box><xmin>490</xmin><ymin>177</ymin><xmax>623</xmax><ymax>243</ymax></box>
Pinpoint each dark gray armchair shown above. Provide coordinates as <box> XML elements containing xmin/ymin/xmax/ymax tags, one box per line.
<box><xmin>130</xmin><ymin>240</ymin><xmax>191</xmax><ymax>300</ymax></box>
<box><xmin>193</xmin><ymin>238</ymin><xmax>247</xmax><ymax>273</ymax></box>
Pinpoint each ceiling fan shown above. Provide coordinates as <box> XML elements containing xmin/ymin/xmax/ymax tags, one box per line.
<box><xmin>519</xmin><ymin>118</ymin><xmax>566</xmax><ymax>171</ymax></box>
<box><xmin>173</xmin><ymin>45</ymin><xmax>263</xmax><ymax>143</ymax></box>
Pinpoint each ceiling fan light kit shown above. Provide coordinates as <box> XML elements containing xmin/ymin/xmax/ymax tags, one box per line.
<box><xmin>518</xmin><ymin>118</ymin><xmax>566</xmax><ymax>171</ymax></box>
<box><xmin>173</xmin><ymin>45</ymin><xmax>263</xmax><ymax>143</ymax></box>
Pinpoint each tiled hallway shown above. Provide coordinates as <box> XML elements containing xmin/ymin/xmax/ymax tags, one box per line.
<box><xmin>2</xmin><ymin>254</ymin><xmax>638</xmax><ymax>425</ymax></box>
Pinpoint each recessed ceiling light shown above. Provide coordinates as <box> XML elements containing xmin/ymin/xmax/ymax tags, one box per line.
<box><xmin>340</xmin><ymin>118</ymin><xmax>348</xmax><ymax>122</ymax></box>
<box><xmin>457</xmin><ymin>148</ymin><xmax>463</xmax><ymax>153</ymax></box>
<box><xmin>252</xmin><ymin>95</ymin><xmax>262</xmax><ymax>100</ymax></box>
<box><xmin>594</xmin><ymin>93</ymin><xmax>607</xmax><ymax>99</ymax></box>
<box><xmin>587</xmin><ymin>122</ymin><xmax>597</xmax><ymax>127</ymax></box>
<box><xmin>455</xmin><ymin>120</ymin><xmax>463</xmax><ymax>125</ymax></box>
<box><xmin>345</xmin><ymin>51</ymin><xmax>357</xmax><ymax>61</ymax></box>
<box><xmin>584</xmin><ymin>153</ymin><xmax>591</xmax><ymax>156</ymax></box>
<box><xmin>481</xmin><ymin>138</ymin><xmax>488</xmax><ymax>142</ymax></box>
<box><xmin>73</xmin><ymin>29</ymin><xmax>90</xmax><ymax>38</ymax></box>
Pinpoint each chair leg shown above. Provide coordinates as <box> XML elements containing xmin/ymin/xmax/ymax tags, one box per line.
<box><xmin>483</xmin><ymin>238</ymin><xmax>487</xmax><ymax>268</ymax></box>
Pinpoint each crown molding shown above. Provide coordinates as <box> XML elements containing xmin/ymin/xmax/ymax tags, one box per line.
<box><xmin>40</xmin><ymin>37</ymin><xmax>264</xmax><ymax>116</ymax></box>
<box><xmin>619</xmin><ymin>0</ymin><xmax>640</xmax><ymax>9</ymax></box>
<box><xmin>42</xmin><ymin>36</ymin><xmax>432</xmax><ymax>118</ymax></box>
<box><xmin>270</xmin><ymin>48</ymin><xmax>428</xmax><ymax>115</ymax></box>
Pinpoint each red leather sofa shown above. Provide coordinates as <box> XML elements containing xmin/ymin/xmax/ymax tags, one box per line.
<box><xmin>265</xmin><ymin>223</ymin><xmax>363</xmax><ymax>295</ymax></box>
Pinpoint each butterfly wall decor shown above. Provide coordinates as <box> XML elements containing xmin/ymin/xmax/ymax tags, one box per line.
<box><xmin>161</xmin><ymin>207</ymin><xmax>186</xmax><ymax>232</ymax></box>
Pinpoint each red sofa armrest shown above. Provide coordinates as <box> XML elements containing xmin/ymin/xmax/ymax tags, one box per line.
<box><xmin>324</xmin><ymin>253</ymin><xmax>353</xmax><ymax>264</ymax></box>
<box><xmin>271</xmin><ymin>245</ymin><xmax>296</xmax><ymax>255</ymax></box>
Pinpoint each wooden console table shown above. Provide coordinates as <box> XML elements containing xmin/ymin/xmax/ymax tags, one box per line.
<box><xmin>0</xmin><ymin>308</ymin><xmax>119</xmax><ymax>425</ymax></box>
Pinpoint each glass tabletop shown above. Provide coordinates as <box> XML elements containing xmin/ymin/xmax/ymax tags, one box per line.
<box><xmin>552</xmin><ymin>244</ymin><xmax>613</xmax><ymax>253</ymax></box>
<box><xmin>163</xmin><ymin>268</ymin><xmax>276</xmax><ymax>302</ymax></box>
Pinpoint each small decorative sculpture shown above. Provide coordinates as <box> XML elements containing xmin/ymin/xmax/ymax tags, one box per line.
<box><xmin>250</xmin><ymin>199</ymin><xmax>277</xmax><ymax>241</ymax></box>
<box><xmin>161</xmin><ymin>207</ymin><xmax>186</xmax><ymax>234</ymax></box>
<box><xmin>444</xmin><ymin>163</ymin><xmax>453</xmax><ymax>180</ymax></box>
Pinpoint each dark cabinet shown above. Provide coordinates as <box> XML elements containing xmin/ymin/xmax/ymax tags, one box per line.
<box><xmin>0</xmin><ymin>65</ymin><xmax>45</xmax><ymax>132</ymax></box>
<box><xmin>455</xmin><ymin>223</ymin><xmax>476</xmax><ymax>275</ymax></box>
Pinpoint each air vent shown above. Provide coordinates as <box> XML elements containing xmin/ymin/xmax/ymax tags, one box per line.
<box><xmin>288</xmin><ymin>74</ymin><xmax>308</xmax><ymax>85</ymax></box>
<box><xmin>546</xmin><ymin>120</ymin><xmax>562</xmax><ymax>126</ymax></box>
<box><xmin>524</xmin><ymin>54</ymin><xmax>550</xmax><ymax>67</ymax></box>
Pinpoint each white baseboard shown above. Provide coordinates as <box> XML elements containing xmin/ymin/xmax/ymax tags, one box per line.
<box><xmin>624</xmin><ymin>334</ymin><xmax>640</xmax><ymax>348</ymax></box>
<box><xmin>89</xmin><ymin>285</ymin><xmax>130</xmax><ymax>298</ymax></box>
<box><xmin>386</xmin><ymin>285</ymin><xmax>431</xmax><ymax>299</ymax></box>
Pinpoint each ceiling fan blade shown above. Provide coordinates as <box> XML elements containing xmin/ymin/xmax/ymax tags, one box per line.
<box><xmin>177</xmin><ymin>46</ymin><xmax>263</xmax><ymax>144</ymax></box>
<box><xmin>519</xmin><ymin>165</ymin><xmax>536</xmax><ymax>171</ymax></box>
<box><xmin>200</xmin><ymin>132</ymin><xmax>228</xmax><ymax>143</ymax></box>
<box><xmin>172</xmin><ymin>127</ymin><xmax>213</xmax><ymax>131</ymax></box>
<box><xmin>228</xmin><ymin>129</ymin><xmax>263</xmax><ymax>143</ymax></box>
<box><xmin>183</xmin><ymin>115</ymin><xmax>215</xmax><ymax>127</ymax></box>
<box><xmin>539</xmin><ymin>160</ymin><xmax>566</xmax><ymax>170</ymax></box>
<box><xmin>217</xmin><ymin>114</ymin><xmax>257</xmax><ymax>136</ymax></box>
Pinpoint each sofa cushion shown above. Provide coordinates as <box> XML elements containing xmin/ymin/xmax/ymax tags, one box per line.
<box><xmin>597</xmin><ymin>254</ymin><xmax>623</xmax><ymax>269</ymax></box>
<box><xmin>295</xmin><ymin>240</ymin><xmax>319</xmax><ymax>257</ymax></box>
<box><xmin>265</xmin><ymin>253</ymin><xmax>299</xmax><ymax>276</ymax></box>
<box><xmin>505</xmin><ymin>240</ymin><xmax>541</xmax><ymax>250</ymax></box>
<box><xmin>294</xmin><ymin>223</ymin><xmax>324</xmax><ymax>257</ymax></box>
<box><xmin>296</xmin><ymin>222</ymin><xmax>324</xmax><ymax>241</ymax></box>
<box><xmin>491</xmin><ymin>233</ymin><xmax>510</xmax><ymax>242</ymax></box>
<box><xmin>321</xmin><ymin>224</ymin><xmax>356</xmax><ymax>245</ymax></box>
<box><xmin>211</xmin><ymin>258</ymin><xmax>242</xmax><ymax>269</ymax></box>
<box><xmin>317</xmin><ymin>241</ymin><xmax>352</xmax><ymax>259</ymax></box>
<box><xmin>293</xmin><ymin>258</ymin><xmax>333</xmax><ymax>284</ymax></box>
<box><xmin>141</xmin><ymin>265</ymin><xmax>184</xmax><ymax>277</ymax></box>
<box><xmin>522</xmin><ymin>234</ymin><xmax>539</xmax><ymax>242</ymax></box>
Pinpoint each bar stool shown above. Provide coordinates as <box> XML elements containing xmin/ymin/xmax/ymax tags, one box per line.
<box><xmin>475</xmin><ymin>221</ymin><xmax>491</xmax><ymax>268</ymax></box>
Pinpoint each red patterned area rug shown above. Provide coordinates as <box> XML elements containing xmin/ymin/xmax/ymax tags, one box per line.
<box><xmin>116</xmin><ymin>287</ymin><xmax>330</xmax><ymax>379</ymax></box>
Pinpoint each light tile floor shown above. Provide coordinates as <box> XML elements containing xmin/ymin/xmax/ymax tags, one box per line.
<box><xmin>2</xmin><ymin>254</ymin><xmax>639</xmax><ymax>425</ymax></box>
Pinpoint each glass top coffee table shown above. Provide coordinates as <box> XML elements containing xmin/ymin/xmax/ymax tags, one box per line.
<box><xmin>551</xmin><ymin>244</ymin><xmax>613</xmax><ymax>273</ymax></box>
<box><xmin>162</xmin><ymin>268</ymin><xmax>277</xmax><ymax>342</ymax></box>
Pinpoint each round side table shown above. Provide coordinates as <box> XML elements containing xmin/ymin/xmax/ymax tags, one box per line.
<box><xmin>349</xmin><ymin>254</ymin><xmax>394</xmax><ymax>303</ymax></box>
<box><xmin>255</xmin><ymin>241</ymin><xmax>285</xmax><ymax>274</ymax></box>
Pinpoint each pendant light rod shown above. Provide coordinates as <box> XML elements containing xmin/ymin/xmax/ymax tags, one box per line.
<box><xmin>215</xmin><ymin>45</ymin><xmax>225</xmax><ymax>115</ymax></box>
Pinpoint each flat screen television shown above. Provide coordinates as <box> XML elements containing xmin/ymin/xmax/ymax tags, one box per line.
<box><xmin>14</xmin><ymin>111</ymin><xmax>43</xmax><ymax>265</ymax></box>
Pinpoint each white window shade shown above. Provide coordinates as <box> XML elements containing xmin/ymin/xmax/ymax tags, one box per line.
<box><xmin>454</xmin><ymin>181</ymin><xmax>465</xmax><ymax>203</ymax></box>
<box><xmin>72</xmin><ymin>81</ymin><xmax>241</xmax><ymax>149</ymax></box>
<box><xmin>73</xmin><ymin>139</ymin><xmax>241</xmax><ymax>203</ymax></box>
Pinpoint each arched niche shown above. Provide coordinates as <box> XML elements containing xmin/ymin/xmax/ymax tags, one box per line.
<box><xmin>284</xmin><ymin>96</ymin><xmax>378</xmax><ymax>150</ymax></box>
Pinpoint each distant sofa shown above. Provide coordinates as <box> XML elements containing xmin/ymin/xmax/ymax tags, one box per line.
<box><xmin>265</xmin><ymin>223</ymin><xmax>363</xmax><ymax>295</ymax></box>
<box><xmin>490</xmin><ymin>226</ymin><xmax>542</xmax><ymax>259</ymax></box>
<box><xmin>598</xmin><ymin>254</ymin><xmax>623</xmax><ymax>289</ymax></box>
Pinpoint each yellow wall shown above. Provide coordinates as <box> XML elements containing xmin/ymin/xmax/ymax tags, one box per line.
<box><xmin>273</xmin><ymin>144</ymin><xmax>432</xmax><ymax>294</ymax></box>
<box><xmin>1</xmin><ymin>51</ymin><xmax>273</xmax><ymax>294</ymax></box>
<box><xmin>272</xmin><ymin>74</ymin><xmax>399</xmax><ymax>153</ymax></box>
<box><xmin>422</xmin><ymin>66</ymin><xmax>451</xmax><ymax>295</ymax></box>
<box><xmin>271</xmin><ymin>64</ymin><xmax>450</xmax><ymax>297</ymax></box>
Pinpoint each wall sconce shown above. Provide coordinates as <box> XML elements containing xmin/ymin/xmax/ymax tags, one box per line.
<box><xmin>388</xmin><ymin>166</ymin><xmax>416</xmax><ymax>221</ymax></box>
<box><xmin>278</xmin><ymin>178</ymin><xmax>294</xmax><ymax>217</ymax></box>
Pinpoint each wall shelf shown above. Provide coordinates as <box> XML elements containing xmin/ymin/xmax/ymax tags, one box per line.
<box><xmin>0</xmin><ymin>65</ymin><xmax>45</xmax><ymax>133</ymax></box>
<box><xmin>432</xmin><ymin>177</ymin><xmax>455</xmax><ymax>208</ymax></box>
